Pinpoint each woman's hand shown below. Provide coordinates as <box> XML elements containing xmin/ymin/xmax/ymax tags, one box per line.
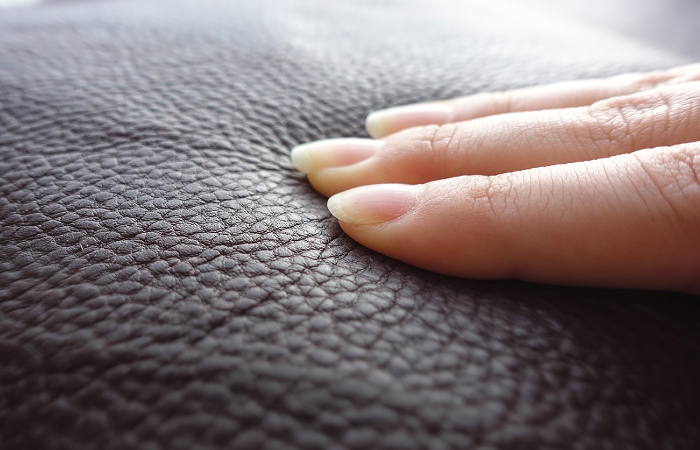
<box><xmin>291</xmin><ymin>64</ymin><xmax>700</xmax><ymax>294</ymax></box>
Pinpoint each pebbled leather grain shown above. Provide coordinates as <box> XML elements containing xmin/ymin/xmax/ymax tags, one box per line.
<box><xmin>1</xmin><ymin>1</ymin><xmax>699</xmax><ymax>449</ymax></box>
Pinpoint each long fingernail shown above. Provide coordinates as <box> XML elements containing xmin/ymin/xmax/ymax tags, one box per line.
<box><xmin>327</xmin><ymin>184</ymin><xmax>423</xmax><ymax>225</ymax></box>
<box><xmin>290</xmin><ymin>138</ymin><xmax>381</xmax><ymax>174</ymax></box>
<box><xmin>365</xmin><ymin>102</ymin><xmax>453</xmax><ymax>138</ymax></box>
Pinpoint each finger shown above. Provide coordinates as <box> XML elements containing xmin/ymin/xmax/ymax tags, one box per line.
<box><xmin>293</xmin><ymin>82</ymin><xmax>700</xmax><ymax>197</ymax></box>
<box><xmin>365</xmin><ymin>63</ymin><xmax>700</xmax><ymax>138</ymax></box>
<box><xmin>326</xmin><ymin>143</ymin><xmax>700</xmax><ymax>294</ymax></box>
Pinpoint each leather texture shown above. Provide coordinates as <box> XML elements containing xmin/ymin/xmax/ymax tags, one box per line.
<box><xmin>1</xmin><ymin>0</ymin><xmax>699</xmax><ymax>448</ymax></box>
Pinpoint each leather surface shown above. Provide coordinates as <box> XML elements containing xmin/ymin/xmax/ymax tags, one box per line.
<box><xmin>1</xmin><ymin>0</ymin><xmax>700</xmax><ymax>448</ymax></box>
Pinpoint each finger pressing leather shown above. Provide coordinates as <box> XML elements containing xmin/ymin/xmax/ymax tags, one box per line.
<box><xmin>329</xmin><ymin>143</ymin><xmax>700</xmax><ymax>293</ymax></box>
<box><xmin>305</xmin><ymin>82</ymin><xmax>700</xmax><ymax>196</ymax></box>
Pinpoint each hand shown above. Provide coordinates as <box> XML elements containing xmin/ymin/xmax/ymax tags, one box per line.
<box><xmin>291</xmin><ymin>64</ymin><xmax>700</xmax><ymax>294</ymax></box>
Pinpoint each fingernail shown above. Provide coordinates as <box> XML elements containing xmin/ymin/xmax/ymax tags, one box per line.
<box><xmin>327</xmin><ymin>184</ymin><xmax>423</xmax><ymax>225</ymax></box>
<box><xmin>290</xmin><ymin>138</ymin><xmax>382</xmax><ymax>174</ymax></box>
<box><xmin>365</xmin><ymin>102</ymin><xmax>453</xmax><ymax>138</ymax></box>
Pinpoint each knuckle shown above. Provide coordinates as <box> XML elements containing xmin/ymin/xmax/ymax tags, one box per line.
<box><xmin>472</xmin><ymin>172</ymin><xmax>522</xmax><ymax>218</ymax></box>
<box><xmin>490</xmin><ymin>90</ymin><xmax>515</xmax><ymax>112</ymax></box>
<box><xmin>422</xmin><ymin>122</ymin><xmax>464</xmax><ymax>165</ymax></box>
<box><xmin>633</xmin><ymin>145</ymin><xmax>700</xmax><ymax>289</ymax></box>
<box><xmin>585</xmin><ymin>99</ymin><xmax>635</xmax><ymax>149</ymax></box>
<box><xmin>635</xmin><ymin>144</ymin><xmax>700</xmax><ymax>217</ymax></box>
<box><xmin>668</xmin><ymin>146</ymin><xmax>700</xmax><ymax>276</ymax></box>
<box><xmin>586</xmin><ymin>86</ymin><xmax>700</xmax><ymax>150</ymax></box>
<box><xmin>665</xmin><ymin>145</ymin><xmax>700</xmax><ymax>201</ymax></box>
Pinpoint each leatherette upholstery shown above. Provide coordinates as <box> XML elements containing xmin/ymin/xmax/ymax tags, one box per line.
<box><xmin>1</xmin><ymin>0</ymin><xmax>699</xmax><ymax>448</ymax></box>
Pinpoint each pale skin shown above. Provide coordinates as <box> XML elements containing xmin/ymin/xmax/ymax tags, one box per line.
<box><xmin>290</xmin><ymin>64</ymin><xmax>700</xmax><ymax>295</ymax></box>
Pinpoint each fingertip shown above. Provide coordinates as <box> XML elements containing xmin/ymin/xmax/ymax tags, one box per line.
<box><xmin>290</xmin><ymin>143</ymin><xmax>313</xmax><ymax>174</ymax></box>
<box><xmin>365</xmin><ymin>110</ymin><xmax>390</xmax><ymax>139</ymax></box>
<box><xmin>327</xmin><ymin>183</ymin><xmax>423</xmax><ymax>225</ymax></box>
<box><xmin>290</xmin><ymin>138</ymin><xmax>381</xmax><ymax>176</ymax></box>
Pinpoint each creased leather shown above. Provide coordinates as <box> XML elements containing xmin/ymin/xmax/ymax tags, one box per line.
<box><xmin>1</xmin><ymin>0</ymin><xmax>699</xmax><ymax>449</ymax></box>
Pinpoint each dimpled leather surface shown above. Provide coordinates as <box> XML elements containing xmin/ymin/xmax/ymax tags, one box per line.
<box><xmin>1</xmin><ymin>0</ymin><xmax>700</xmax><ymax>449</ymax></box>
